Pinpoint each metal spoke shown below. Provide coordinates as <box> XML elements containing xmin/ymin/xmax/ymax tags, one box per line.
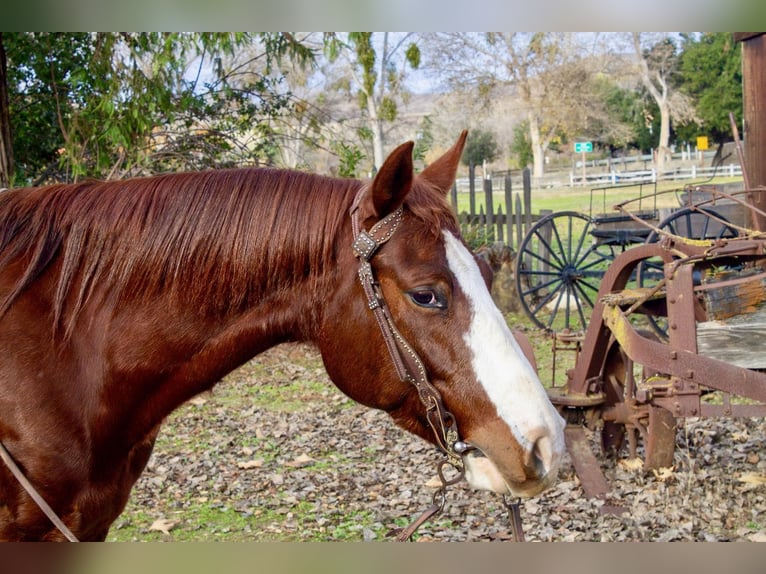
<box><xmin>515</xmin><ymin>211</ymin><xmax>610</xmax><ymax>332</ymax></box>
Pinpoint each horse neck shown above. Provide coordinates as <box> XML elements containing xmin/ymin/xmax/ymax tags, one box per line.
<box><xmin>221</xmin><ymin>172</ymin><xmax>360</xmax><ymax>340</ymax></box>
<box><xmin>92</xmin><ymin>173</ymin><xmax>362</xmax><ymax>451</ymax></box>
<box><xmin>49</xmin><ymin>169</ymin><xmax>362</xmax><ymax>342</ymax></box>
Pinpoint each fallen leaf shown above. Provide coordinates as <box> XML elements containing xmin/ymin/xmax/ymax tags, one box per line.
<box><xmin>748</xmin><ymin>453</ymin><xmax>760</xmax><ymax>465</ymax></box>
<box><xmin>524</xmin><ymin>501</ymin><xmax>541</xmax><ymax>515</ymax></box>
<box><xmin>738</xmin><ymin>472</ymin><xmax>766</xmax><ymax>487</ymax></box>
<box><xmin>237</xmin><ymin>459</ymin><xmax>264</xmax><ymax>469</ymax></box>
<box><xmin>732</xmin><ymin>430</ymin><xmax>750</xmax><ymax>441</ymax></box>
<box><xmin>424</xmin><ymin>476</ymin><xmax>442</xmax><ymax>488</ymax></box>
<box><xmin>149</xmin><ymin>518</ymin><xmax>177</xmax><ymax>535</ymax></box>
<box><xmin>618</xmin><ymin>458</ymin><xmax>644</xmax><ymax>471</ymax></box>
<box><xmin>285</xmin><ymin>453</ymin><xmax>315</xmax><ymax>468</ymax></box>
<box><xmin>188</xmin><ymin>393</ymin><xmax>210</xmax><ymax>406</ymax></box>
<box><xmin>652</xmin><ymin>466</ymin><xmax>674</xmax><ymax>481</ymax></box>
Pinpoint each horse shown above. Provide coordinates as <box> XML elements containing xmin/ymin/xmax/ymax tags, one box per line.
<box><xmin>0</xmin><ymin>131</ymin><xmax>565</xmax><ymax>541</ymax></box>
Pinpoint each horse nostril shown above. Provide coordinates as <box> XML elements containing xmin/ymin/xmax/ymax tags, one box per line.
<box><xmin>526</xmin><ymin>433</ymin><xmax>554</xmax><ymax>477</ymax></box>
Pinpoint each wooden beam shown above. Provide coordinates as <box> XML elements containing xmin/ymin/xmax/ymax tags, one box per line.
<box><xmin>737</xmin><ymin>33</ymin><xmax>766</xmax><ymax>231</ymax></box>
<box><xmin>734</xmin><ymin>32</ymin><xmax>764</xmax><ymax>42</ymax></box>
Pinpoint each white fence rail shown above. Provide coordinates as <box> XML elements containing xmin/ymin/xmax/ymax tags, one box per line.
<box><xmin>568</xmin><ymin>163</ymin><xmax>743</xmax><ymax>187</ymax></box>
<box><xmin>456</xmin><ymin>162</ymin><xmax>743</xmax><ymax>194</ymax></box>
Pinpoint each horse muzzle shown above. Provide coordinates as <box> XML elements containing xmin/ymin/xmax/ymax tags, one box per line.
<box><xmin>461</xmin><ymin>435</ymin><xmax>563</xmax><ymax>498</ymax></box>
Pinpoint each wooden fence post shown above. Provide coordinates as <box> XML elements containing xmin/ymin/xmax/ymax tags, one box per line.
<box><xmin>484</xmin><ymin>176</ymin><xmax>494</xmax><ymax>242</ymax></box>
<box><xmin>468</xmin><ymin>163</ymin><xmax>476</xmax><ymax>218</ymax></box>
<box><xmin>496</xmin><ymin>205</ymin><xmax>504</xmax><ymax>243</ymax></box>
<box><xmin>505</xmin><ymin>174</ymin><xmax>513</xmax><ymax>248</ymax></box>
<box><xmin>523</xmin><ymin>168</ymin><xmax>532</xmax><ymax>238</ymax></box>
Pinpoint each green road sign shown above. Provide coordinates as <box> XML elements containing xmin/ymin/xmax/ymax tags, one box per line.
<box><xmin>574</xmin><ymin>141</ymin><xmax>593</xmax><ymax>153</ymax></box>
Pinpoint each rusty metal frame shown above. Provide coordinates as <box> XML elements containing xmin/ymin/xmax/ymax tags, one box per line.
<box><xmin>550</xmin><ymin>233</ymin><xmax>766</xmax><ymax>499</ymax></box>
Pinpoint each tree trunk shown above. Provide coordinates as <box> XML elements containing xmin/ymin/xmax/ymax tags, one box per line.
<box><xmin>369</xmin><ymin>105</ymin><xmax>384</xmax><ymax>173</ymax></box>
<box><xmin>656</xmin><ymin>100</ymin><xmax>671</xmax><ymax>177</ymax></box>
<box><xmin>0</xmin><ymin>32</ymin><xmax>14</xmax><ymax>188</ymax></box>
<box><xmin>528</xmin><ymin>112</ymin><xmax>545</xmax><ymax>179</ymax></box>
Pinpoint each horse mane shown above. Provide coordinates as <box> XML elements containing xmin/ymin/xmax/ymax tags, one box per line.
<box><xmin>0</xmin><ymin>166</ymin><xmax>458</xmax><ymax>339</ymax></box>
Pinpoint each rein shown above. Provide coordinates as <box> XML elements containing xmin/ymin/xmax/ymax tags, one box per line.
<box><xmin>0</xmin><ymin>439</ymin><xmax>79</xmax><ymax>542</ymax></box>
<box><xmin>349</xmin><ymin>187</ymin><xmax>524</xmax><ymax>542</ymax></box>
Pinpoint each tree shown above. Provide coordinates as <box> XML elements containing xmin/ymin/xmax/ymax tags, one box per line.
<box><xmin>412</xmin><ymin>115</ymin><xmax>435</xmax><ymax>166</ymax></box>
<box><xmin>631</xmin><ymin>32</ymin><xmax>697</xmax><ymax>176</ymax></box>
<box><xmin>587</xmin><ymin>79</ymin><xmax>658</xmax><ymax>155</ymax></box>
<box><xmin>1</xmin><ymin>33</ymin><xmax>318</xmax><ymax>185</ymax></box>
<box><xmin>510</xmin><ymin>120</ymin><xmax>533</xmax><ymax>169</ymax></box>
<box><xmin>678</xmin><ymin>32</ymin><xmax>742</xmax><ymax>142</ymax></box>
<box><xmin>262</xmin><ymin>32</ymin><xmax>371</xmax><ymax>175</ymax></box>
<box><xmin>332</xmin><ymin>32</ymin><xmax>421</xmax><ymax>171</ymax></box>
<box><xmin>462</xmin><ymin>128</ymin><xmax>498</xmax><ymax>168</ymax></box>
<box><xmin>426</xmin><ymin>32</ymin><xmax>615</xmax><ymax>181</ymax></box>
<box><xmin>0</xmin><ymin>33</ymin><xmax>13</xmax><ymax>187</ymax></box>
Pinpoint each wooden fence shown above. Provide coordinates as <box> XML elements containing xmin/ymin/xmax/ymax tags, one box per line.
<box><xmin>450</xmin><ymin>161</ymin><xmax>744</xmax><ymax>250</ymax></box>
<box><xmin>451</xmin><ymin>166</ymin><xmax>542</xmax><ymax>250</ymax></box>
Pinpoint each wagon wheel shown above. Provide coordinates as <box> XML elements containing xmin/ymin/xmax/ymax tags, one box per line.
<box><xmin>636</xmin><ymin>207</ymin><xmax>741</xmax><ymax>338</ymax></box>
<box><xmin>515</xmin><ymin>211</ymin><xmax>612</xmax><ymax>332</ymax></box>
<box><xmin>600</xmin><ymin>334</ymin><xmax>677</xmax><ymax>470</ymax></box>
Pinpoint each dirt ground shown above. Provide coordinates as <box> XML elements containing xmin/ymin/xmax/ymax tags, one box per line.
<box><xmin>109</xmin><ymin>342</ymin><xmax>766</xmax><ymax>542</ymax></box>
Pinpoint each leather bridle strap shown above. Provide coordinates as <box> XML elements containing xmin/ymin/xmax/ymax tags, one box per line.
<box><xmin>0</xmin><ymin>439</ymin><xmax>79</xmax><ymax>542</ymax></box>
<box><xmin>349</xmin><ymin>185</ymin><xmax>524</xmax><ymax>543</ymax></box>
<box><xmin>349</xmin><ymin>187</ymin><xmax>466</xmax><ymax>469</ymax></box>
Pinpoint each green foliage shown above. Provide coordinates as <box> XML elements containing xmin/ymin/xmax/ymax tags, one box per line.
<box><xmin>510</xmin><ymin>121</ymin><xmax>533</xmax><ymax>168</ymax></box>
<box><xmin>460</xmin><ymin>224</ymin><xmax>497</xmax><ymax>251</ymax></box>
<box><xmin>357</xmin><ymin>126</ymin><xmax>373</xmax><ymax>142</ymax></box>
<box><xmin>600</xmin><ymin>83</ymin><xmax>660</xmax><ymax>153</ymax></box>
<box><xmin>330</xmin><ymin>141</ymin><xmax>365</xmax><ymax>177</ymax></box>
<box><xmin>4</xmin><ymin>32</ymin><xmax>316</xmax><ymax>184</ymax></box>
<box><xmin>412</xmin><ymin>116</ymin><xmax>434</xmax><ymax>164</ymax></box>
<box><xmin>3</xmin><ymin>33</ymin><xmax>93</xmax><ymax>183</ymax></box>
<box><xmin>405</xmin><ymin>42</ymin><xmax>421</xmax><ymax>69</ymax></box>
<box><xmin>348</xmin><ymin>32</ymin><xmax>376</xmax><ymax>96</ymax></box>
<box><xmin>678</xmin><ymin>32</ymin><xmax>742</xmax><ymax>142</ymax></box>
<box><xmin>379</xmin><ymin>96</ymin><xmax>397</xmax><ymax>122</ymax></box>
<box><xmin>462</xmin><ymin>128</ymin><xmax>498</xmax><ymax>167</ymax></box>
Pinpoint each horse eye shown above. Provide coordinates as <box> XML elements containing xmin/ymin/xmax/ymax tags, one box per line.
<box><xmin>408</xmin><ymin>289</ymin><xmax>446</xmax><ymax>309</ymax></box>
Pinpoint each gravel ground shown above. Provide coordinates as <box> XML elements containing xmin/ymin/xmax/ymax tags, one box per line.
<box><xmin>110</xmin><ymin>343</ymin><xmax>766</xmax><ymax>542</ymax></box>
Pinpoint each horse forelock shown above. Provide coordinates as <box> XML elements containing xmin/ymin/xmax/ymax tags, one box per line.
<box><xmin>404</xmin><ymin>177</ymin><xmax>459</xmax><ymax>239</ymax></box>
<box><xmin>0</xmin><ymin>169</ymin><xmax>361</xmax><ymax>336</ymax></box>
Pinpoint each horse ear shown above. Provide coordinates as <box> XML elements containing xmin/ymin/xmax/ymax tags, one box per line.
<box><xmin>369</xmin><ymin>141</ymin><xmax>415</xmax><ymax>217</ymax></box>
<box><xmin>419</xmin><ymin>130</ymin><xmax>468</xmax><ymax>194</ymax></box>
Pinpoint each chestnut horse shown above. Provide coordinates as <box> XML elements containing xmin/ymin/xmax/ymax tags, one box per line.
<box><xmin>0</xmin><ymin>132</ymin><xmax>565</xmax><ymax>541</ymax></box>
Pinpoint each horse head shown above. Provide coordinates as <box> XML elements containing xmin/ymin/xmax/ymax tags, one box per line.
<box><xmin>319</xmin><ymin>132</ymin><xmax>566</xmax><ymax>498</ymax></box>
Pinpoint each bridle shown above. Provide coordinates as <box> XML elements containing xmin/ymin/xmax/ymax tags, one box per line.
<box><xmin>350</xmin><ymin>188</ymin><xmax>468</xmax><ymax>469</ymax></box>
<box><xmin>349</xmin><ymin>186</ymin><xmax>524</xmax><ymax>542</ymax></box>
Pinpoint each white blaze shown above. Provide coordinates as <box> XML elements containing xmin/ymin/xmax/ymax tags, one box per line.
<box><xmin>443</xmin><ymin>231</ymin><xmax>565</xmax><ymax>458</ymax></box>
